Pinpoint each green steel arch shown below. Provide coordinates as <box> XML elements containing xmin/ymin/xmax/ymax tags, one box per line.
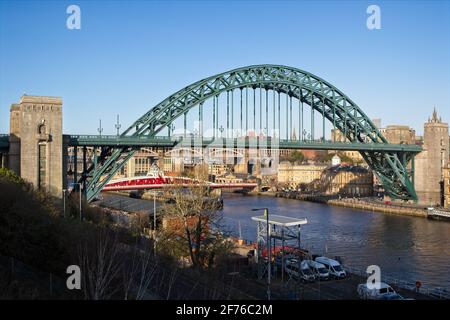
<box><xmin>82</xmin><ymin>64</ymin><xmax>419</xmax><ymax>202</ymax></box>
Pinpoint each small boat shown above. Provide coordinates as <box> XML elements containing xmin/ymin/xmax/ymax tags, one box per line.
<box><xmin>427</xmin><ymin>207</ymin><xmax>450</xmax><ymax>221</ymax></box>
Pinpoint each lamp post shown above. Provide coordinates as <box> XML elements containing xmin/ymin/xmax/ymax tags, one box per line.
<box><xmin>168</xmin><ymin>124</ymin><xmax>175</xmax><ymax>138</ymax></box>
<box><xmin>72</xmin><ymin>183</ymin><xmax>82</xmax><ymax>221</ymax></box>
<box><xmin>62</xmin><ymin>189</ymin><xmax>67</xmax><ymax>218</ymax></box>
<box><xmin>115</xmin><ymin>114</ymin><xmax>121</xmax><ymax>136</ymax></box>
<box><xmin>98</xmin><ymin>119</ymin><xmax>103</xmax><ymax>137</ymax></box>
<box><xmin>252</xmin><ymin>207</ymin><xmax>271</xmax><ymax>300</ymax></box>
<box><xmin>153</xmin><ymin>191</ymin><xmax>157</xmax><ymax>258</ymax></box>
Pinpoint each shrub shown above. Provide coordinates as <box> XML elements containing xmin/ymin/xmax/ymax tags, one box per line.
<box><xmin>0</xmin><ymin>167</ymin><xmax>27</xmax><ymax>187</ymax></box>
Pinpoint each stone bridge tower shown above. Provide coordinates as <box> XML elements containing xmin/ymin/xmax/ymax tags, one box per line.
<box><xmin>415</xmin><ymin>108</ymin><xmax>449</xmax><ymax>205</ymax></box>
<box><xmin>9</xmin><ymin>95</ymin><xmax>63</xmax><ymax>197</ymax></box>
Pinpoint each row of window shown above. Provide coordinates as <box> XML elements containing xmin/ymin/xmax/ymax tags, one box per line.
<box><xmin>134</xmin><ymin>158</ymin><xmax>152</xmax><ymax>165</ymax></box>
<box><xmin>24</xmin><ymin>104</ymin><xmax>61</xmax><ymax>112</ymax></box>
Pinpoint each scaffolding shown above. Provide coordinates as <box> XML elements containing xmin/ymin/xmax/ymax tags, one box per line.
<box><xmin>251</xmin><ymin>214</ymin><xmax>307</xmax><ymax>281</ymax></box>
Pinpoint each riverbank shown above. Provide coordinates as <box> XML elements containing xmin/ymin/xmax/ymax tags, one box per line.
<box><xmin>221</xmin><ymin>194</ymin><xmax>450</xmax><ymax>290</ymax></box>
<box><xmin>91</xmin><ymin>196</ymin><xmax>440</xmax><ymax>300</ymax></box>
<box><xmin>95</xmin><ymin>192</ymin><xmax>450</xmax><ymax>294</ymax></box>
<box><xmin>248</xmin><ymin>190</ymin><xmax>428</xmax><ymax>218</ymax></box>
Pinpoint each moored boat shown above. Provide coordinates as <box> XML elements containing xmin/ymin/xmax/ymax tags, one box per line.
<box><xmin>427</xmin><ymin>207</ymin><xmax>450</xmax><ymax>221</ymax></box>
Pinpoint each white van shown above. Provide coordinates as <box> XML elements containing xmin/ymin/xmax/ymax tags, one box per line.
<box><xmin>314</xmin><ymin>256</ymin><xmax>347</xmax><ymax>279</ymax></box>
<box><xmin>305</xmin><ymin>260</ymin><xmax>330</xmax><ymax>280</ymax></box>
<box><xmin>285</xmin><ymin>259</ymin><xmax>315</xmax><ymax>282</ymax></box>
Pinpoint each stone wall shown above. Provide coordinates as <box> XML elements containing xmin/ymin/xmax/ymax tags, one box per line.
<box><xmin>8</xmin><ymin>95</ymin><xmax>63</xmax><ymax>198</ymax></box>
<box><xmin>415</xmin><ymin>109</ymin><xmax>449</xmax><ymax>205</ymax></box>
<box><xmin>442</xmin><ymin>165</ymin><xmax>450</xmax><ymax>208</ymax></box>
<box><xmin>380</xmin><ymin>125</ymin><xmax>416</xmax><ymax>144</ymax></box>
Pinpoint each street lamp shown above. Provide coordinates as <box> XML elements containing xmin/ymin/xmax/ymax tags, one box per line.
<box><xmin>98</xmin><ymin>119</ymin><xmax>103</xmax><ymax>137</ymax></box>
<box><xmin>115</xmin><ymin>114</ymin><xmax>121</xmax><ymax>136</ymax></box>
<box><xmin>153</xmin><ymin>191</ymin><xmax>157</xmax><ymax>258</ymax></box>
<box><xmin>168</xmin><ymin>124</ymin><xmax>175</xmax><ymax>138</ymax></box>
<box><xmin>62</xmin><ymin>189</ymin><xmax>67</xmax><ymax>218</ymax></box>
<box><xmin>72</xmin><ymin>182</ymin><xmax>82</xmax><ymax>221</ymax></box>
<box><xmin>252</xmin><ymin>207</ymin><xmax>271</xmax><ymax>300</ymax></box>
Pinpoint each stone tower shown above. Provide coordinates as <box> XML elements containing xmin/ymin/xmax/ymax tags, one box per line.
<box><xmin>415</xmin><ymin>108</ymin><xmax>449</xmax><ymax>205</ymax></box>
<box><xmin>9</xmin><ymin>95</ymin><xmax>63</xmax><ymax>197</ymax></box>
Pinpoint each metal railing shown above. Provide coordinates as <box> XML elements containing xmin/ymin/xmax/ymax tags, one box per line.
<box><xmin>68</xmin><ymin>134</ymin><xmax>172</xmax><ymax>140</ymax></box>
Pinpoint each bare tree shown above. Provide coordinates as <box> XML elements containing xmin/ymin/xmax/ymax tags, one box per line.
<box><xmin>122</xmin><ymin>243</ymin><xmax>158</xmax><ymax>300</ymax></box>
<box><xmin>165</xmin><ymin>266</ymin><xmax>179</xmax><ymax>300</ymax></box>
<box><xmin>77</xmin><ymin>226</ymin><xmax>123</xmax><ymax>300</ymax></box>
<box><xmin>161</xmin><ymin>168</ymin><xmax>232</xmax><ymax>269</ymax></box>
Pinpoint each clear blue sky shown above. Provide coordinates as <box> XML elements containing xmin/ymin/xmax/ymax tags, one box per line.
<box><xmin>1</xmin><ymin>0</ymin><xmax>449</xmax><ymax>136</ymax></box>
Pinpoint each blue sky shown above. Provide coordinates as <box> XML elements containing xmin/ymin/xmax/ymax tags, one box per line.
<box><xmin>0</xmin><ymin>0</ymin><xmax>449</xmax><ymax>136</ymax></box>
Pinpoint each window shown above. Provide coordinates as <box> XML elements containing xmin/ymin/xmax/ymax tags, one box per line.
<box><xmin>319</xmin><ymin>268</ymin><xmax>328</xmax><ymax>274</ymax></box>
<box><xmin>38</xmin><ymin>144</ymin><xmax>46</xmax><ymax>189</ymax></box>
<box><xmin>38</xmin><ymin>124</ymin><xmax>46</xmax><ymax>134</ymax></box>
<box><xmin>334</xmin><ymin>265</ymin><xmax>343</xmax><ymax>272</ymax></box>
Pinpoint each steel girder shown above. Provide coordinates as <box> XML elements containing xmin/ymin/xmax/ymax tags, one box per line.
<box><xmin>81</xmin><ymin>64</ymin><xmax>420</xmax><ymax>202</ymax></box>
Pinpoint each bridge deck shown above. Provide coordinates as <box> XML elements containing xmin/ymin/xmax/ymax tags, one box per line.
<box><xmin>64</xmin><ymin>135</ymin><xmax>423</xmax><ymax>153</ymax></box>
<box><xmin>0</xmin><ymin>134</ymin><xmax>424</xmax><ymax>153</ymax></box>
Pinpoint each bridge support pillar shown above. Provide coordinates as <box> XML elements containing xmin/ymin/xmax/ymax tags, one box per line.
<box><xmin>9</xmin><ymin>95</ymin><xmax>63</xmax><ymax>197</ymax></box>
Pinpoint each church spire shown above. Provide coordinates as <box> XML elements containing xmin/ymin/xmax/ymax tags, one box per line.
<box><xmin>430</xmin><ymin>107</ymin><xmax>440</xmax><ymax>123</ymax></box>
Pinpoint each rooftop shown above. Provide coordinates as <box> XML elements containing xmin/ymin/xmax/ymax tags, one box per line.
<box><xmin>251</xmin><ymin>214</ymin><xmax>307</xmax><ymax>227</ymax></box>
<box><xmin>19</xmin><ymin>95</ymin><xmax>62</xmax><ymax>105</ymax></box>
<box><xmin>329</xmin><ymin>165</ymin><xmax>370</xmax><ymax>173</ymax></box>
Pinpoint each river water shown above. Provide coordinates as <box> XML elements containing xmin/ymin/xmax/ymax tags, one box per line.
<box><xmin>220</xmin><ymin>194</ymin><xmax>450</xmax><ymax>289</ymax></box>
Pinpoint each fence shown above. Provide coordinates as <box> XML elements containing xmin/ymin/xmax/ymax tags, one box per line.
<box><xmin>0</xmin><ymin>255</ymin><xmax>74</xmax><ymax>299</ymax></box>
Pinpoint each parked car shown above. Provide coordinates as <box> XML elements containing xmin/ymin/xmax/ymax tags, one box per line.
<box><xmin>285</xmin><ymin>259</ymin><xmax>316</xmax><ymax>282</ymax></box>
<box><xmin>314</xmin><ymin>256</ymin><xmax>347</xmax><ymax>279</ymax></box>
<box><xmin>305</xmin><ymin>260</ymin><xmax>330</xmax><ymax>280</ymax></box>
<box><xmin>357</xmin><ymin>282</ymin><xmax>405</xmax><ymax>300</ymax></box>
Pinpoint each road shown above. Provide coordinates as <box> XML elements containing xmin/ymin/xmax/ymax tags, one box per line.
<box><xmin>96</xmin><ymin>192</ymin><xmax>163</xmax><ymax>215</ymax></box>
